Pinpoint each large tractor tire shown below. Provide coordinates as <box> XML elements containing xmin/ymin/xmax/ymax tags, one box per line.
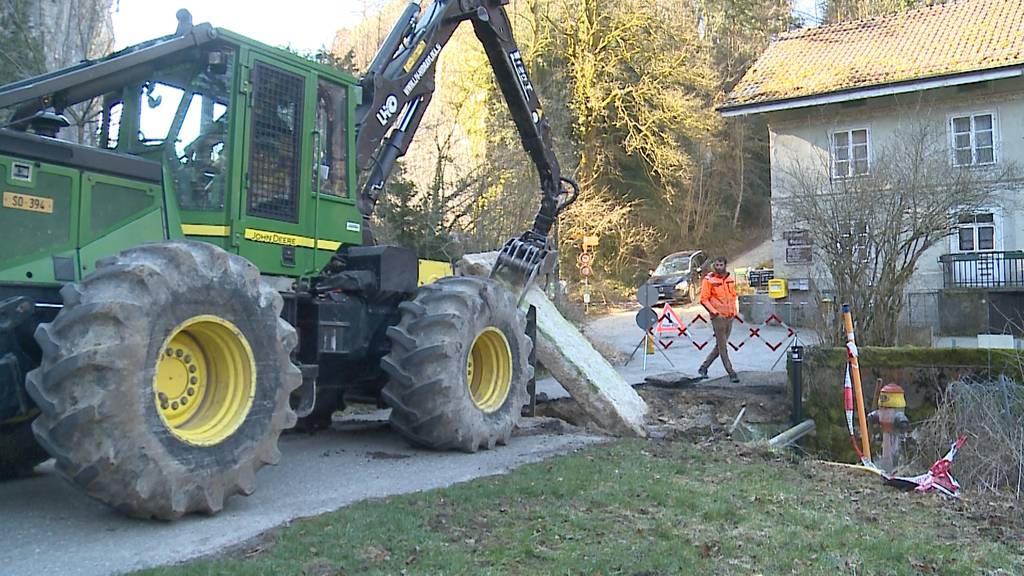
<box><xmin>0</xmin><ymin>417</ymin><xmax>48</xmax><ymax>479</ymax></box>
<box><xmin>0</xmin><ymin>297</ymin><xmax>49</xmax><ymax>479</ymax></box>
<box><xmin>25</xmin><ymin>241</ymin><xmax>301</xmax><ymax>519</ymax></box>
<box><xmin>381</xmin><ymin>276</ymin><xmax>532</xmax><ymax>452</ymax></box>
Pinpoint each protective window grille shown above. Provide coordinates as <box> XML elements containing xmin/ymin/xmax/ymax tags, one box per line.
<box><xmin>247</xmin><ymin>62</ymin><xmax>304</xmax><ymax>222</ymax></box>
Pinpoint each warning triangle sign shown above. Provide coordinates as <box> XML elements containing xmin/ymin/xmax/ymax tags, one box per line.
<box><xmin>655</xmin><ymin>303</ymin><xmax>685</xmax><ymax>336</ymax></box>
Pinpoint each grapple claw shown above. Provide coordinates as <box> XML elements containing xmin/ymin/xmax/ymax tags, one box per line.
<box><xmin>490</xmin><ymin>234</ymin><xmax>556</xmax><ymax>304</ymax></box>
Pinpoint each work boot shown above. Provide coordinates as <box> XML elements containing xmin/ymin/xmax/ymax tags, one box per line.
<box><xmin>697</xmin><ymin>366</ymin><xmax>708</xmax><ymax>380</ymax></box>
<box><xmin>729</xmin><ymin>373</ymin><xmax>740</xmax><ymax>384</ymax></box>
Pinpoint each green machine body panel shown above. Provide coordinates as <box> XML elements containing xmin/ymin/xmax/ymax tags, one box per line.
<box><xmin>0</xmin><ymin>155</ymin><xmax>80</xmax><ymax>284</ymax></box>
<box><xmin>0</xmin><ymin>26</ymin><xmax>364</xmax><ymax>288</ymax></box>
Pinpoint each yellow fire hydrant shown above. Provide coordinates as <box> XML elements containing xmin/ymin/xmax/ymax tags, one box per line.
<box><xmin>868</xmin><ymin>383</ymin><xmax>910</xmax><ymax>473</ymax></box>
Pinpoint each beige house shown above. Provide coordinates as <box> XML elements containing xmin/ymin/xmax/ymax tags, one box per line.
<box><xmin>721</xmin><ymin>0</ymin><xmax>1024</xmax><ymax>337</ymax></box>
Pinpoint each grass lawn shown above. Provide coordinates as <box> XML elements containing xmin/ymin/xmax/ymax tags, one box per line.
<box><xmin>138</xmin><ymin>439</ymin><xmax>1023</xmax><ymax>576</ymax></box>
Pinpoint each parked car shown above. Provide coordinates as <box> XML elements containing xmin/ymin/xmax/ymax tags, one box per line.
<box><xmin>648</xmin><ymin>250</ymin><xmax>707</xmax><ymax>303</ymax></box>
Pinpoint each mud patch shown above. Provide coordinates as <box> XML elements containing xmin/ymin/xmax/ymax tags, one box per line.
<box><xmin>513</xmin><ymin>416</ymin><xmax>583</xmax><ymax>437</ymax></box>
<box><xmin>367</xmin><ymin>451</ymin><xmax>411</xmax><ymax>460</ymax></box>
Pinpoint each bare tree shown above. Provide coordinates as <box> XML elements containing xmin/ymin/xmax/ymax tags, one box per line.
<box><xmin>824</xmin><ymin>0</ymin><xmax>929</xmax><ymax>23</ymax></box>
<box><xmin>53</xmin><ymin>0</ymin><xmax>114</xmax><ymax>144</ymax></box>
<box><xmin>776</xmin><ymin>119</ymin><xmax>1014</xmax><ymax>345</ymax></box>
<box><xmin>0</xmin><ymin>0</ymin><xmax>114</xmax><ymax>142</ymax></box>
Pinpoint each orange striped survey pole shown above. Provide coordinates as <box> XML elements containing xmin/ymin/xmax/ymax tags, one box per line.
<box><xmin>842</xmin><ymin>304</ymin><xmax>872</xmax><ymax>462</ymax></box>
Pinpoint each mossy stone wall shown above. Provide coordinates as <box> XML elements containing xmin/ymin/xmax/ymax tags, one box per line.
<box><xmin>793</xmin><ymin>346</ymin><xmax>1019</xmax><ymax>460</ymax></box>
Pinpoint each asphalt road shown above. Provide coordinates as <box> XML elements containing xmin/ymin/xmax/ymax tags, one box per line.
<box><xmin>0</xmin><ymin>417</ymin><xmax>603</xmax><ymax>576</ymax></box>
<box><xmin>535</xmin><ymin>300</ymin><xmax>813</xmax><ymax>400</ymax></box>
<box><xmin>586</xmin><ymin>300</ymin><xmax>812</xmax><ymax>378</ymax></box>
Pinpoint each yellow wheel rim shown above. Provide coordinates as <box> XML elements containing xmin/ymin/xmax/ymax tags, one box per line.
<box><xmin>466</xmin><ymin>327</ymin><xmax>512</xmax><ymax>413</ymax></box>
<box><xmin>153</xmin><ymin>315</ymin><xmax>256</xmax><ymax>446</ymax></box>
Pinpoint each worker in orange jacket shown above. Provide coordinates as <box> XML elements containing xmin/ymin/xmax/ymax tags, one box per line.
<box><xmin>698</xmin><ymin>256</ymin><xmax>740</xmax><ymax>383</ymax></box>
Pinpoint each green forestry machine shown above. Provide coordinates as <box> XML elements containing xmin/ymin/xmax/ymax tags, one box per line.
<box><xmin>0</xmin><ymin>0</ymin><xmax>576</xmax><ymax>519</ymax></box>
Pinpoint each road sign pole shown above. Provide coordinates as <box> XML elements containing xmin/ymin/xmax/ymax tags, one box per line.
<box><xmin>626</xmin><ymin>297</ymin><xmax>659</xmax><ymax>367</ymax></box>
<box><xmin>635</xmin><ymin>283</ymin><xmax>661</xmax><ymax>373</ymax></box>
<box><xmin>643</xmin><ymin>331</ymin><xmax>647</xmax><ymax>372</ymax></box>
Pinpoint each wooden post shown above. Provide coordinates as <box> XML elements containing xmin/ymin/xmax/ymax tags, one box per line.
<box><xmin>842</xmin><ymin>304</ymin><xmax>872</xmax><ymax>461</ymax></box>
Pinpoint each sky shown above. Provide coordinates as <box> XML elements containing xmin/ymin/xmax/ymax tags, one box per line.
<box><xmin>111</xmin><ymin>0</ymin><xmax>374</xmax><ymax>52</ymax></box>
<box><xmin>112</xmin><ymin>0</ymin><xmax>824</xmax><ymax>53</ymax></box>
<box><xmin>792</xmin><ymin>0</ymin><xmax>823</xmax><ymax>25</ymax></box>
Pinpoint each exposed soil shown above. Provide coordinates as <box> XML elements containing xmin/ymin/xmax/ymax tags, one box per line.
<box><xmin>535</xmin><ymin>370</ymin><xmax>790</xmax><ymax>440</ymax></box>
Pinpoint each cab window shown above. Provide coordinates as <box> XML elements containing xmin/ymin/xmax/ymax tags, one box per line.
<box><xmin>167</xmin><ymin>49</ymin><xmax>235</xmax><ymax>211</ymax></box>
<box><xmin>313</xmin><ymin>79</ymin><xmax>347</xmax><ymax>197</ymax></box>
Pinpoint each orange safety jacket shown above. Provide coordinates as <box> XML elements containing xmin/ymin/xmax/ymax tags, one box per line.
<box><xmin>700</xmin><ymin>272</ymin><xmax>738</xmax><ymax>318</ymax></box>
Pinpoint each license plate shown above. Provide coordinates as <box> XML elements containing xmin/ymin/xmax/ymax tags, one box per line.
<box><xmin>3</xmin><ymin>191</ymin><xmax>53</xmax><ymax>214</ymax></box>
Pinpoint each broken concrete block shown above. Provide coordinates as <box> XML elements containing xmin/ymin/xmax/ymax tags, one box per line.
<box><xmin>458</xmin><ymin>252</ymin><xmax>648</xmax><ymax>437</ymax></box>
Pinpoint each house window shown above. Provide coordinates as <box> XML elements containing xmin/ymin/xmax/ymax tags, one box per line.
<box><xmin>955</xmin><ymin>212</ymin><xmax>996</xmax><ymax>252</ymax></box>
<box><xmin>840</xmin><ymin>220</ymin><xmax>871</xmax><ymax>263</ymax></box>
<box><xmin>831</xmin><ymin>128</ymin><xmax>869</xmax><ymax>178</ymax></box>
<box><xmin>951</xmin><ymin>113</ymin><xmax>995</xmax><ymax>167</ymax></box>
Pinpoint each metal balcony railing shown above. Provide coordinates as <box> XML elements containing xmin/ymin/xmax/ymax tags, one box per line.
<box><xmin>939</xmin><ymin>251</ymin><xmax>1024</xmax><ymax>288</ymax></box>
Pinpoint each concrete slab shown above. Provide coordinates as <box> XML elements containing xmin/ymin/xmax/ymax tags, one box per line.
<box><xmin>523</xmin><ymin>286</ymin><xmax>648</xmax><ymax>436</ymax></box>
<box><xmin>458</xmin><ymin>253</ymin><xmax>648</xmax><ymax>437</ymax></box>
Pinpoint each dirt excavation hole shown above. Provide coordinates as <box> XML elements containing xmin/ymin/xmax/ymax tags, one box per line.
<box><xmin>533</xmin><ymin>370</ymin><xmax>791</xmax><ymax>442</ymax></box>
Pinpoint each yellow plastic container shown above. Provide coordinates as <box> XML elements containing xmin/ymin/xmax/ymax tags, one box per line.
<box><xmin>767</xmin><ymin>278</ymin><xmax>788</xmax><ymax>299</ymax></box>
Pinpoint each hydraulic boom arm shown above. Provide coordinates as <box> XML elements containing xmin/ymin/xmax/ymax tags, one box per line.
<box><xmin>352</xmin><ymin>0</ymin><xmax>577</xmax><ymax>290</ymax></box>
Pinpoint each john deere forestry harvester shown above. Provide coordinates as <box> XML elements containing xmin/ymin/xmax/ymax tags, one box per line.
<box><xmin>0</xmin><ymin>0</ymin><xmax>576</xmax><ymax>519</ymax></box>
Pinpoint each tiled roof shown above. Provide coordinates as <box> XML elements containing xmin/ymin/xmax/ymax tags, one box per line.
<box><xmin>723</xmin><ymin>0</ymin><xmax>1024</xmax><ymax>110</ymax></box>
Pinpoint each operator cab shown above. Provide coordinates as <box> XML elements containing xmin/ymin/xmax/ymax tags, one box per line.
<box><xmin>0</xmin><ymin>13</ymin><xmax>365</xmax><ymax>284</ymax></box>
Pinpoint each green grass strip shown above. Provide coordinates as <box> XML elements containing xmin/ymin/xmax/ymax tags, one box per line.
<box><xmin>137</xmin><ymin>439</ymin><xmax>1021</xmax><ymax>576</ymax></box>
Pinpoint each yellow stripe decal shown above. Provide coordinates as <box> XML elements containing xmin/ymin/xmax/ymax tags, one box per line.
<box><xmin>243</xmin><ymin>228</ymin><xmax>341</xmax><ymax>251</ymax></box>
<box><xmin>181</xmin><ymin>224</ymin><xmax>230</xmax><ymax>237</ymax></box>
